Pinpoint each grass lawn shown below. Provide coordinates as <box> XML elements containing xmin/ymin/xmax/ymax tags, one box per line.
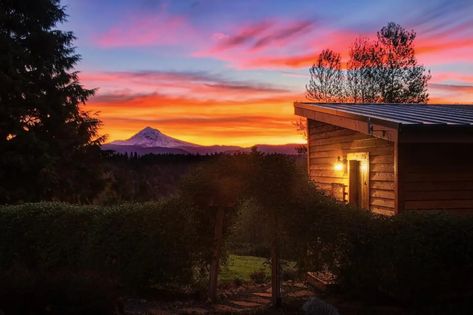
<box><xmin>220</xmin><ymin>255</ymin><xmax>297</xmax><ymax>283</ymax></box>
<box><xmin>220</xmin><ymin>255</ymin><xmax>270</xmax><ymax>283</ymax></box>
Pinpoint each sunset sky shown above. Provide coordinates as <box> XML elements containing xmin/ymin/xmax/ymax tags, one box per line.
<box><xmin>63</xmin><ymin>0</ymin><xmax>473</xmax><ymax>146</ymax></box>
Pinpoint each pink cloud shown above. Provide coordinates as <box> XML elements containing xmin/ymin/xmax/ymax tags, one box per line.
<box><xmin>195</xmin><ymin>23</ymin><xmax>360</xmax><ymax>69</ymax></box>
<box><xmin>80</xmin><ymin>70</ymin><xmax>298</xmax><ymax>103</ymax></box>
<box><xmin>94</xmin><ymin>11</ymin><xmax>194</xmax><ymax>48</ymax></box>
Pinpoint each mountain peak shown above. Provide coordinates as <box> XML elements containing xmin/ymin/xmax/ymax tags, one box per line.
<box><xmin>141</xmin><ymin>126</ymin><xmax>160</xmax><ymax>133</ymax></box>
<box><xmin>136</xmin><ymin>127</ymin><xmax>162</xmax><ymax>139</ymax></box>
<box><xmin>109</xmin><ymin>127</ymin><xmax>198</xmax><ymax>148</ymax></box>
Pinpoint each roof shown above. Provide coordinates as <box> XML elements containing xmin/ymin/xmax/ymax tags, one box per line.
<box><xmin>295</xmin><ymin>103</ymin><xmax>473</xmax><ymax>126</ymax></box>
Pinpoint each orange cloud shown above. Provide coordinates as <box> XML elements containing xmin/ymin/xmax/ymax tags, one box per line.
<box><xmin>81</xmin><ymin>70</ymin><xmax>305</xmax><ymax>146</ymax></box>
<box><xmin>86</xmin><ymin>94</ymin><xmax>305</xmax><ymax>146</ymax></box>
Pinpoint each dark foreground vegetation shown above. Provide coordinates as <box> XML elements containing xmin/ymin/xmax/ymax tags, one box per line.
<box><xmin>1</xmin><ymin>1</ymin><xmax>472</xmax><ymax>314</ymax></box>
<box><xmin>1</xmin><ymin>154</ymin><xmax>473</xmax><ymax>314</ymax></box>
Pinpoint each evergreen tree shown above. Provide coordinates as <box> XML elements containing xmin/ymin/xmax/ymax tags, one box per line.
<box><xmin>0</xmin><ymin>0</ymin><xmax>104</xmax><ymax>202</ymax></box>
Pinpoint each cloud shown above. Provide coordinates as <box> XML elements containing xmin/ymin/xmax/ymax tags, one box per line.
<box><xmin>194</xmin><ymin>22</ymin><xmax>359</xmax><ymax>69</ymax></box>
<box><xmin>253</xmin><ymin>21</ymin><xmax>313</xmax><ymax>50</ymax></box>
<box><xmin>81</xmin><ymin>70</ymin><xmax>294</xmax><ymax>102</ymax></box>
<box><xmin>214</xmin><ymin>21</ymin><xmax>274</xmax><ymax>51</ymax></box>
<box><xmin>79</xmin><ymin>70</ymin><xmax>304</xmax><ymax>145</ymax></box>
<box><xmin>94</xmin><ymin>10</ymin><xmax>195</xmax><ymax>48</ymax></box>
<box><xmin>211</xmin><ymin>20</ymin><xmax>314</xmax><ymax>52</ymax></box>
<box><xmin>84</xmin><ymin>91</ymin><xmax>304</xmax><ymax>146</ymax></box>
<box><xmin>429</xmin><ymin>83</ymin><xmax>473</xmax><ymax>104</ymax></box>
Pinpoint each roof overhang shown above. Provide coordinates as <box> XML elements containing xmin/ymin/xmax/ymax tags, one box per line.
<box><xmin>295</xmin><ymin>102</ymin><xmax>399</xmax><ymax>142</ymax></box>
<box><xmin>294</xmin><ymin>102</ymin><xmax>473</xmax><ymax>143</ymax></box>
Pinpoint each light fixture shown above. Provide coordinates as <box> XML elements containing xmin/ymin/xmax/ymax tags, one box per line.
<box><xmin>334</xmin><ymin>156</ymin><xmax>344</xmax><ymax>171</ymax></box>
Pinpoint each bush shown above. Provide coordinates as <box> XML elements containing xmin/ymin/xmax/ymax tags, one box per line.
<box><xmin>0</xmin><ymin>269</ymin><xmax>122</xmax><ymax>315</ymax></box>
<box><xmin>0</xmin><ymin>201</ymin><xmax>199</xmax><ymax>293</ymax></box>
<box><xmin>250</xmin><ymin>270</ymin><xmax>269</xmax><ymax>284</ymax></box>
<box><xmin>302</xmin><ymin>204</ymin><xmax>473</xmax><ymax>306</ymax></box>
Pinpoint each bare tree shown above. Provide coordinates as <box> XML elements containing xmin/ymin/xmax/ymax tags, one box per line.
<box><xmin>346</xmin><ymin>37</ymin><xmax>380</xmax><ymax>103</ymax></box>
<box><xmin>375</xmin><ymin>22</ymin><xmax>431</xmax><ymax>103</ymax></box>
<box><xmin>307</xmin><ymin>22</ymin><xmax>431</xmax><ymax>104</ymax></box>
<box><xmin>306</xmin><ymin>49</ymin><xmax>345</xmax><ymax>102</ymax></box>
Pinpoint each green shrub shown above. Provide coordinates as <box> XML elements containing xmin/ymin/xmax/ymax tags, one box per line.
<box><xmin>0</xmin><ymin>201</ymin><xmax>199</xmax><ymax>293</ymax></box>
<box><xmin>0</xmin><ymin>269</ymin><xmax>121</xmax><ymax>315</ymax></box>
<box><xmin>303</xmin><ymin>205</ymin><xmax>473</xmax><ymax>306</ymax></box>
<box><xmin>250</xmin><ymin>270</ymin><xmax>269</xmax><ymax>284</ymax></box>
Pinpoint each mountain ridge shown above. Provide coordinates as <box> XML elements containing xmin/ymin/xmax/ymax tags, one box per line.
<box><xmin>103</xmin><ymin>127</ymin><xmax>303</xmax><ymax>155</ymax></box>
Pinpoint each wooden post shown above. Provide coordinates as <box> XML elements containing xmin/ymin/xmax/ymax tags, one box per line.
<box><xmin>271</xmin><ymin>213</ymin><xmax>281</xmax><ymax>307</ymax></box>
<box><xmin>208</xmin><ymin>207</ymin><xmax>225</xmax><ymax>303</ymax></box>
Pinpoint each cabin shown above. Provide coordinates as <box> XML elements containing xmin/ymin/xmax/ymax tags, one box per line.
<box><xmin>294</xmin><ymin>103</ymin><xmax>473</xmax><ymax>215</ymax></box>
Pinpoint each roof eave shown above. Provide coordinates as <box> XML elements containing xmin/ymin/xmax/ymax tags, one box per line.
<box><xmin>294</xmin><ymin>102</ymin><xmax>399</xmax><ymax>142</ymax></box>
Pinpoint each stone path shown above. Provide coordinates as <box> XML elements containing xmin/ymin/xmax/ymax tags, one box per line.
<box><xmin>125</xmin><ymin>281</ymin><xmax>316</xmax><ymax>314</ymax></box>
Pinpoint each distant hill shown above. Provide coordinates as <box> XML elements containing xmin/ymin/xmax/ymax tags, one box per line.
<box><xmin>102</xmin><ymin>127</ymin><xmax>303</xmax><ymax>155</ymax></box>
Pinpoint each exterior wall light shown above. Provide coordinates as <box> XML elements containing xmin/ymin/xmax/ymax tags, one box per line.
<box><xmin>334</xmin><ymin>156</ymin><xmax>344</xmax><ymax>172</ymax></box>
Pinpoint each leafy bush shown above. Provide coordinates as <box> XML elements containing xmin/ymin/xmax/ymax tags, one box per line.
<box><xmin>0</xmin><ymin>269</ymin><xmax>121</xmax><ymax>315</ymax></box>
<box><xmin>301</xmin><ymin>204</ymin><xmax>473</xmax><ymax>306</ymax></box>
<box><xmin>0</xmin><ymin>201</ymin><xmax>199</xmax><ymax>293</ymax></box>
<box><xmin>250</xmin><ymin>270</ymin><xmax>269</xmax><ymax>284</ymax></box>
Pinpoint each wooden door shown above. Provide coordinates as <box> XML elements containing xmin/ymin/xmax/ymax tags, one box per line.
<box><xmin>349</xmin><ymin>160</ymin><xmax>360</xmax><ymax>207</ymax></box>
<box><xmin>348</xmin><ymin>153</ymin><xmax>370</xmax><ymax>210</ymax></box>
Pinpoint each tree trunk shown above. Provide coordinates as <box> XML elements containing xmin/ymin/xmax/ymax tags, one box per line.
<box><xmin>208</xmin><ymin>207</ymin><xmax>225</xmax><ymax>303</ymax></box>
<box><xmin>271</xmin><ymin>213</ymin><xmax>281</xmax><ymax>307</ymax></box>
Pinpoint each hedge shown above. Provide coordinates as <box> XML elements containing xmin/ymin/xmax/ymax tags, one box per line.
<box><xmin>303</xmin><ymin>205</ymin><xmax>473</xmax><ymax>306</ymax></box>
<box><xmin>0</xmin><ymin>201</ymin><xmax>199</xmax><ymax>292</ymax></box>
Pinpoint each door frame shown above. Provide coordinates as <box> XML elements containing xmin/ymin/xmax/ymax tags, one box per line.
<box><xmin>347</xmin><ymin>152</ymin><xmax>370</xmax><ymax>210</ymax></box>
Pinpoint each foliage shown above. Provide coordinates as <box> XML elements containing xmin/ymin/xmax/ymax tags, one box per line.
<box><xmin>228</xmin><ymin>200</ymin><xmax>271</xmax><ymax>257</ymax></box>
<box><xmin>307</xmin><ymin>22</ymin><xmax>431</xmax><ymax>104</ymax></box>
<box><xmin>298</xmin><ymin>204</ymin><xmax>473</xmax><ymax>305</ymax></box>
<box><xmin>250</xmin><ymin>270</ymin><xmax>270</xmax><ymax>284</ymax></box>
<box><xmin>0</xmin><ymin>0</ymin><xmax>104</xmax><ymax>203</ymax></box>
<box><xmin>374</xmin><ymin>23</ymin><xmax>431</xmax><ymax>103</ymax></box>
<box><xmin>97</xmin><ymin>153</ymin><xmax>214</xmax><ymax>204</ymax></box>
<box><xmin>306</xmin><ymin>49</ymin><xmax>345</xmax><ymax>102</ymax></box>
<box><xmin>178</xmin><ymin>154</ymin><xmax>250</xmax><ymax>269</ymax></box>
<box><xmin>0</xmin><ymin>269</ymin><xmax>122</xmax><ymax>315</ymax></box>
<box><xmin>0</xmin><ymin>201</ymin><xmax>199</xmax><ymax>293</ymax></box>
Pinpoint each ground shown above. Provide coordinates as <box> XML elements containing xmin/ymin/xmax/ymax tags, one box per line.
<box><xmin>125</xmin><ymin>280</ymin><xmax>315</xmax><ymax>314</ymax></box>
<box><xmin>124</xmin><ymin>255</ymin><xmax>312</xmax><ymax>314</ymax></box>
<box><xmin>123</xmin><ymin>255</ymin><xmax>408</xmax><ymax>314</ymax></box>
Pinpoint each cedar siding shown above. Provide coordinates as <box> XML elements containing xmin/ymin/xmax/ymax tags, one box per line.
<box><xmin>298</xmin><ymin>103</ymin><xmax>473</xmax><ymax>215</ymax></box>
<box><xmin>399</xmin><ymin>143</ymin><xmax>473</xmax><ymax>212</ymax></box>
<box><xmin>308</xmin><ymin>119</ymin><xmax>396</xmax><ymax>215</ymax></box>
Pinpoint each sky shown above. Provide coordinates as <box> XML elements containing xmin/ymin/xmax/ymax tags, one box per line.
<box><xmin>62</xmin><ymin>0</ymin><xmax>473</xmax><ymax>146</ymax></box>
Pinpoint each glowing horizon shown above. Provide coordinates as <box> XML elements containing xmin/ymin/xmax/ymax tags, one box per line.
<box><xmin>65</xmin><ymin>0</ymin><xmax>473</xmax><ymax>146</ymax></box>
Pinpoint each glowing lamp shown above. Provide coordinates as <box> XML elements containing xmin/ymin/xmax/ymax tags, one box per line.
<box><xmin>334</xmin><ymin>156</ymin><xmax>344</xmax><ymax>172</ymax></box>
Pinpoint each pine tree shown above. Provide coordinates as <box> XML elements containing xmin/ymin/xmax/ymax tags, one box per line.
<box><xmin>0</xmin><ymin>0</ymin><xmax>104</xmax><ymax>202</ymax></box>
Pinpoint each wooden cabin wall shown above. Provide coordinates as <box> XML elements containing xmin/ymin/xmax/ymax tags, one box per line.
<box><xmin>307</xmin><ymin>119</ymin><xmax>396</xmax><ymax>215</ymax></box>
<box><xmin>399</xmin><ymin>143</ymin><xmax>473</xmax><ymax>212</ymax></box>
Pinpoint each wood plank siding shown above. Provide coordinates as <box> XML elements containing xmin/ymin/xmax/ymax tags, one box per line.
<box><xmin>399</xmin><ymin>143</ymin><xmax>473</xmax><ymax>212</ymax></box>
<box><xmin>308</xmin><ymin>119</ymin><xmax>396</xmax><ymax>215</ymax></box>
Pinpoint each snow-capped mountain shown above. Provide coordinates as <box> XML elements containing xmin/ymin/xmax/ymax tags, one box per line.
<box><xmin>103</xmin><ymin>126</ymin><xmax>303</xmax><ymax>155</ymax></box>
<box><xmin>110</xmin><ymin>127</ymin><xmax>198</xmax><ymax>148</ymax></box>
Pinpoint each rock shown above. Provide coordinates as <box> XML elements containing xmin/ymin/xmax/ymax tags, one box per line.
<box><xmin>303</xmin><ymin>297</ymin><xmax>340</xmax><ymax>315</ymax></box>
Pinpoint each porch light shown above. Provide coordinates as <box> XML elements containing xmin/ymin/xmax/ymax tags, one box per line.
<box><xmin>334</xmin><ymin>156</ymin><xmax>344</xmax><ymax>171</ymax></box>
